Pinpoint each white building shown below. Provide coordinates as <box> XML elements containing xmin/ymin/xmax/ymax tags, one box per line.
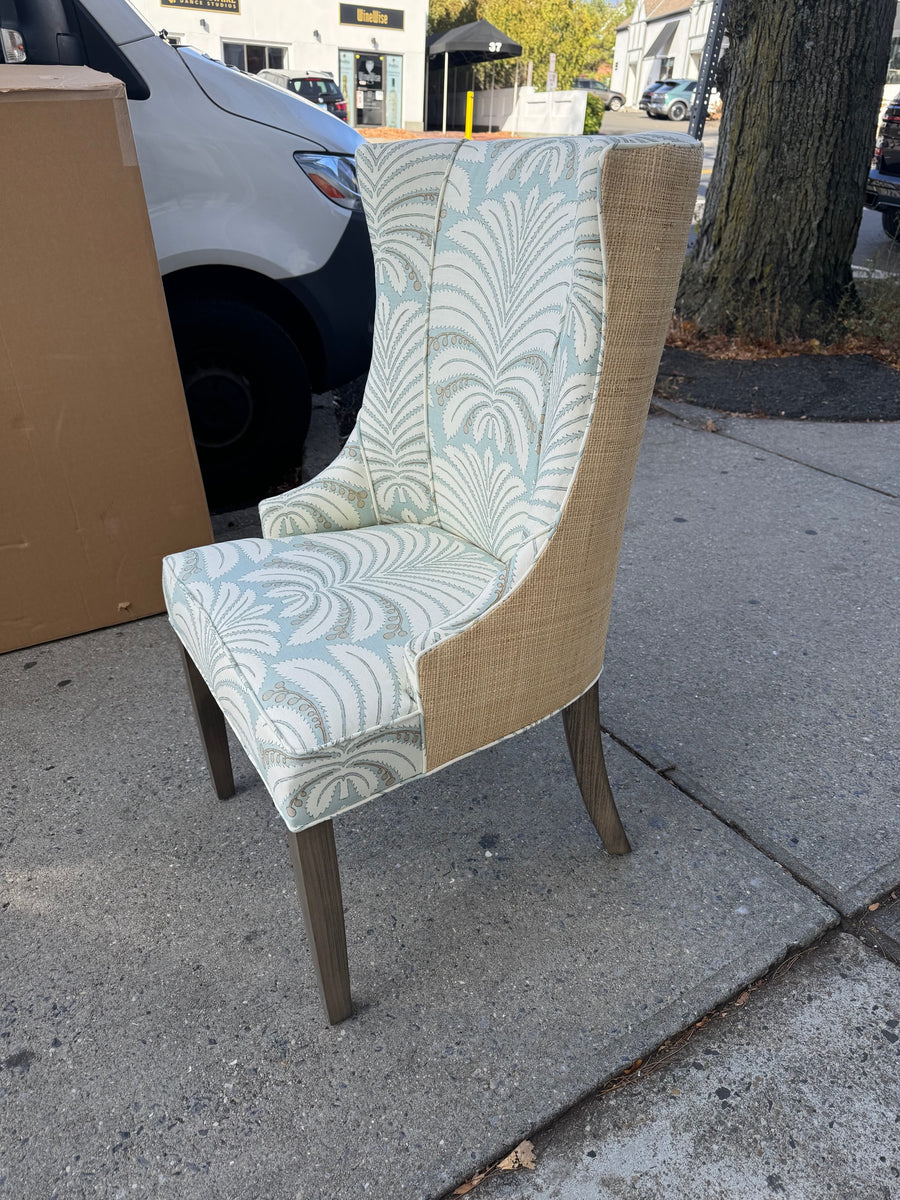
<box><xmin>611</xmin><ymin>0</ymin><xmax>714</xmax><ymax>107</ymax></box>
<box><xmin>612</xmin><ymin>0</ymin><xmax>900</xmax><ymax>110</ymax></box>
<box><xmin>129</xmin><ymin>0</ymin><xmax>428</xmax><ymax>128</ymax></box>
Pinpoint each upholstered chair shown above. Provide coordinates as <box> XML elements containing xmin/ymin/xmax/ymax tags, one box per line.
<box><xmin>163</xmin><ymin>134</ymin><xmax>701</xmax><ymax>1022</ymax></box>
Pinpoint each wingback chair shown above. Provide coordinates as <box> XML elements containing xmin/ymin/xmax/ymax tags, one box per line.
<box><xmin>163</xmin><ymin>133</ymin><xmax>701</xmax><ymax>1022</ymax></box>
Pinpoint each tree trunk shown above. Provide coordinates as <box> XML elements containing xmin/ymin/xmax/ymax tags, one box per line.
<box><xmin>679</xmin><ymin>0</ymin><xmax>895</xmax><ymax>340</ymax></box>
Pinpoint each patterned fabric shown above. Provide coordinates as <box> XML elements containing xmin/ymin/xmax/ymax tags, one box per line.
<box><xmin>163</xmin><ymin>526</ymin><xmax>502</xmax><ymax>829</ymax></box>
<box><xmin>168</xmin><ymin>133</ymin><xmax>697</xmax><ymax>830</ymax></box>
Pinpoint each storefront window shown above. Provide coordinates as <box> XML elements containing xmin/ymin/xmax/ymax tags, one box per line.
<box><xmin>222</xmin><ymin>42</ymin><xmax>287</xmax><ymax>73</ymax></box>
<box><xmin>385</xmin><ymin>54</ymin><xmax>402</xmax><ymax>128</ymax></box>
<box><xmin>339</xmin><ymin>50</ymin><xmax>355</xmax><ymax>125</ymax></box>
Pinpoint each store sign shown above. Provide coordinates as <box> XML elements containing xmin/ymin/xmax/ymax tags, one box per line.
<box><xmin>161</xmin><ymin>0</ymin><xmax>240</xmax><ymax>11</ymax></box>
<box><xmin>339</xmin><ymin>4</ymin><xmax>404</xmax><ymax>30</ymax></box>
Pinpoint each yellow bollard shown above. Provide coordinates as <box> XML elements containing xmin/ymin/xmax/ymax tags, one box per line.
<box><xmin>464</xmin><ymin>91</ymin><xmax>474</xmax><ymax>139</ymax></box>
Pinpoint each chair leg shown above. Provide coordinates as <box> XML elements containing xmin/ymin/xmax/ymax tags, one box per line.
<box><xmin>562</xmin><ymin>681</ymin><xmax>631</xmax><ymax>855</ymax></box>
<box><xmin>287</xmin><ymin>821</ymin><xmax>352</xmax><ymax>1024</ymax></box>
<box><xmin>178</xmin><ymin>643</ymin><xmax>235</xmax><ymax>801</ymax></box>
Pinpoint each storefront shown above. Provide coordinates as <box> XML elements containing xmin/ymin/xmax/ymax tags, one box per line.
<box><xmin>130</xmin><ymin>0</ymin><xmax>427</xmax><ymax>129</ymax></box>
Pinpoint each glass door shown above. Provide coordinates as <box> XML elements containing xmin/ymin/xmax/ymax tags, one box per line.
<box><xmin>355</xmin><ymin>53</ymin><xmax>385</xmax><ymax>126</ymax></box>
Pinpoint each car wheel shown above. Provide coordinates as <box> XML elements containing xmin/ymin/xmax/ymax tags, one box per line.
<box><xmin>646</xmin><ymin>111</ymin><xmax>659</xmax><ymax>119</ymax></box>
<box><xmin>882</xmin><ymin>208</ymin><xmax>900</xmax><ymax>240</ymax></box>
<box><xmin>608</xmin><ymin>96</ymin><xmax>623</xmax><ymax>111</ymax></box>
<box><xmin>668</xmin><ymin>102</ymin><xmax>688</xmax><ymax>121</ymax></box>
<box><xmin>169</xmin><ymin>297</ymin><xmax>312</xmax><ymax>507</ymax></box>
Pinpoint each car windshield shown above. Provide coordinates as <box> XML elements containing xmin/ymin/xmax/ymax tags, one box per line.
<box><xmin>655</xmin><ymin>82</ymin><xmax>676</xmax><ymax>92</ymax></box>
<box><xmin>293</xmin><ymin>78</ymin><xmax>342</xmax><ymax>100</ymax></box>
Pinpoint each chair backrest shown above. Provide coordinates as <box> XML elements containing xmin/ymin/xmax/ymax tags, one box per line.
<box><xmin>354</xmin><ymin>135</ymin><xmax>696</xmax><ymax>566</ymax></box>
<box><xmin>356</xmin><ymin>137</ymin><xmax>604</xmax><ymax>561</ymax></box>
<box><xmin>352</xmin><ymin>135</ymin><xmax>700</xmax><ymax>765</ymax></box>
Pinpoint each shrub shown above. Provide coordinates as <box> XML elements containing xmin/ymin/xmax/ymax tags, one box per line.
<box><xmin>583</xmin><ymin>92</ymin><xmax>604</xmax><ymax>135</ymax></box>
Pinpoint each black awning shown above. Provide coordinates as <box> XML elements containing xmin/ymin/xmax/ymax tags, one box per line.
<box><xmin>426</xmin><ymin>19</ymin><xmax>522</xmax><ymax>67</ymax></box>
<box><xmin>644</xmin><ymin>20</ymin><xmax>678</xmax><ymax>60</ymax></box>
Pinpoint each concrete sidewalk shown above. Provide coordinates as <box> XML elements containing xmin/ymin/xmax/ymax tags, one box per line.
<box><xmin>1</xmin><ymin>403</ymin><xmax>898</xmax><ymax>1198</ymax></box>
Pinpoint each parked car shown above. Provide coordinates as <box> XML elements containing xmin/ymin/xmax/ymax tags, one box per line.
<box><xmin>865</xmin><ymin>91</ymin><xmax>900</xmax><ymax>240</ymax></box>
<box><xmin>643</xmin><ymin>78</ymin><xmax>698</xmax><ymax>121</ymax></box>
<box><xmin>0</xmin><ymin>0</ymin><xmax>373</xmax><ymax>504</ymax></box>
<box><xmin>573</xmin><ymin>78</ymin><xmax>626</xmax><ymax>111</ymax></box>
<box><xmin>638</xmin><ymin>80</ymin><xmax>668</xmax><ymax>111</ymax></box>
<box><xmin>258</xmin><ymin>68</ymin><xmax>349</xmax><ymax>122</ymax></box>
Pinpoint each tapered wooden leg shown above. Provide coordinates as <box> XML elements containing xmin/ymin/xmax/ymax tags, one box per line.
<box><xmin>178</xmin><ymin>644</ymin><xmax>235</xmax><ymax>800</ymax></box>
<box><xmin>287</xmin><ymin>822</ymin><xmax>352</xmax><ymax>1024</ymax></box>
<box><xmin>562</xmin><ymin>682</ymin><xmax>631</xmax><ymax>855</ymax></box>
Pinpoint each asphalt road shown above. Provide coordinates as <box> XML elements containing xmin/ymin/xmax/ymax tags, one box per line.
<box><xmin>600</xmin><ymin>108</ymin><xmax>899</xmax><ymax>275</ymax></box>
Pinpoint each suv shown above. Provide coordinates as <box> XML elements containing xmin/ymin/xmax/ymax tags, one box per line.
<box><xmin>865</xmin><ymin>91</ymin><xmax>900</xmax><ymax>240</ymax></box>
<box><xmin>643</xmin><ymin>78</ymin><xmax>697</xmax><ymax>121</ymax></box>
<box><xmin>258</xmin><ymin>68</ymin><xmax>348</xmax><ymax>122</ymax></box>
<box><xmin>573</xmin><ymin>78</ymin><xmax>625</xmax><ymax>111</ymax></box>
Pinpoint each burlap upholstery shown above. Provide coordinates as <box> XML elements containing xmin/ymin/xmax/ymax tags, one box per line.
<box><xmin>164</xmin><ymin>134</ymin><xmax>701</xmax><ymax>831</ymax></box>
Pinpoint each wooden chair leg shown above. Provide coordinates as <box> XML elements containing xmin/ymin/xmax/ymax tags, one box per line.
<box><xmin>178</xmin><ymin>643</ymin><xmax>235</xmax><ymax>801</ymax></box>
<box><xmin>287</xmin><ymin>821</ymin><xmax>352</xmax><ymax>1024</ymax></box>
<box><xmin>562</xmin><ymin>681</ymin><xmax>631</xmax><ymax>855</ymax></box>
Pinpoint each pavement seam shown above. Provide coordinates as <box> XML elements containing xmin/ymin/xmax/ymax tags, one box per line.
<box><xmin>438</xmin><ymin>929</ymin><xmax>855</xmax><ymax>1200</ymax></box>
<box><xmin>650</xmin><ymin>401</ymin><xmax>900</xmax><ymax>499</ymax></box>
<box><xmin>596</xmin><ymin>719</ymin><xmax>843</xmax><ymax>919</ymax></box>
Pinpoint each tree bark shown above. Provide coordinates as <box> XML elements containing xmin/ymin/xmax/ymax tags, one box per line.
<box><xmin>679</xmin><ymin>0</ymin><xmax>895</xmax><ymax>340</ymax></box>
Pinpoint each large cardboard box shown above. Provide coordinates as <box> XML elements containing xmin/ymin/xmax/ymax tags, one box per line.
<box><xmin>0</xmin><ymin>66</ymin><xmax>212</xmax><ymax>653</ymax></box>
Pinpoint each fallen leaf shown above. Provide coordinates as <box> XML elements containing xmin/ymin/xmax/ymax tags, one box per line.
<box><xmin>734</xmin><ymin>990</ymin><xmax>751</xmax><ymax>1007</ymax></box>
<box><xmin>498</xmin><ymin>1141</ymin><xmax>536</xmax><ymax>1171</ymax></box>
<box><xmin>868</xmin><ymin>903</ymin><xmax>880</xmax><ymax>911</ymax></box>
<box><xmin>453</xmin><ymin>1169</ymin><xmax>489</xmax><ymax>1195</ymax></box>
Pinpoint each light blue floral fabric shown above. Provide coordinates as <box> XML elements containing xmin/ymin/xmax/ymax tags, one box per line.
<box><xmin>171</xmin><ymin>133</ymin><xmax>696</xmax><ymax>831</ymax></box>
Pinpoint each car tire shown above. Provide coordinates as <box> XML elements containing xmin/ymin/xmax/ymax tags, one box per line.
<box><xmin>169</xmin><ymin>297</ymin><xmax>312</xmax><ymax>508</ymax></box>
<box><xmin>608</xmin><ymin>96</ymin><xmax>623</xmax><ymax>111</ymax></box>
<box><xmin>646</xmin><ymin>111</ymin><xmax>659</xmax><ymax>119</ymax></box>
<box><xmin>882</xmin><ymin>208</ymin><xmax>900</xmax><ymax>240</ymax></box>
<box><xmin>668</xmin><ymin>102</ymin><xmax>688</xmax><ymax>121</ymax></box>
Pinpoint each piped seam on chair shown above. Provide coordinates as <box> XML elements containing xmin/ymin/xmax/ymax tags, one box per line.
<box><xmin>415</xmin><ymin>668</ymin><xmax>605</xmax><ymax>789</ymax></box>
<box><xmin>416</xmin><ymin>135</ymin><xmax>690</xmax><ymax>666</ymax></box>
<box><xmin>289</xmin><ymin>667</ymin><xmax>605</xmax><ymax>833</ymax></box>
<box><xmin>414</xmin><ymin>142</ymin><xmax>618</xmax><ymax>721</ymax></box>
<box><xmin>422</xmin><ymin>137</ymin><xmax>466</xmax><ymax>536</ymax></box>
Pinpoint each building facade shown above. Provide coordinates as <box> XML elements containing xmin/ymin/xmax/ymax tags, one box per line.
<box><xmin>129</xmin><ymin>0</ymin><xmax>428</xmax><ymax>128</ymax></box>
<box><xmin>612</xmin><ymin>0</ymin><xmax>900</xmax><ymax>110</ymax></box>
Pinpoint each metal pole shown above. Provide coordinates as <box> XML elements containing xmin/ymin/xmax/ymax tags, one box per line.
<box><xmin>512</xmin><ymin>59</ymin><xmax>520</xmax><ymax>137</ymax></box>
<box><xmin>688</xmin><ymin>0</ymin><xmax>730</xmax><ymax>140</ymax></box>
<box><xmin>488</xmin><ymin>62</ymin><xmax>495</xmax><ymax>132</ymax></box>
<box><xmin>442</xmin><ymin>50</ymin><xmax>449</xmax><ymax>133</ymax></box>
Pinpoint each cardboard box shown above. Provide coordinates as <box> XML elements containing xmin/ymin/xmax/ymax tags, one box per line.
<box><xmin>0</xmin><ymin>66</ymin><xmax>212</xmax><ymax>654</ymax></box>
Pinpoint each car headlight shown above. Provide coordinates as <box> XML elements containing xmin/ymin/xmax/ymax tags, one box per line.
<box><xmin>294</xmin><ymin>152</ymin><xmax>361</xmax><ymax>211</ymax></box>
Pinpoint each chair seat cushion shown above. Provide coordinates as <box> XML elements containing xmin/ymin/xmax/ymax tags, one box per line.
<box><xmin>163</xmin><ymin>525</ymin><xmax>502</xmax><ymax>830</ymax></box>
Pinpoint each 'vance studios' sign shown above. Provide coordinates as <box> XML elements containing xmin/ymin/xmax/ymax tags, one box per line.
<box><xmin>161</xmin><ymin>0</ymin><xmax>240</xmax><ymax>11</ymax></box>
<box><xmin>339</xmin><ymin>4</ymin><xmax>404</xmax><ymax>30</ymax></box>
